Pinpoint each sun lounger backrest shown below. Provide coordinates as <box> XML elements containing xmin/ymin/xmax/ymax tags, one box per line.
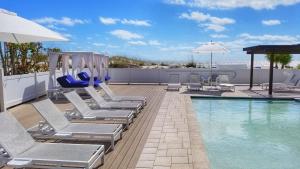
<box><xmin>64</xmin><ymin>91</ymin><xmax>91</xmax><ymax>115</ymax></box>
<box><xmin>282</xmin><ymin>72</ymin><xmax>296</xmax><ymax>84</ymax></box>
<box><xmin>189</xmin><ymin>73</ymin><xmax>201</xmax><ymax>83</ymax></box>
<box><xmin>100</xmin><ymin>83</ymin><xmax>115</xmax><ymax>97</ymax></box>
<box><xmin>217</xmin><ymin>75</ymin><xmax>230</xmax><ymax>83</ymax></box>
<box><xmin>0</xmin><ymin>112</ymin><xmax>35</xmax><ymax>157</ymax></box>
<box><xmin>84</xmin><ymin>86</ymin><xmax>105</xmax><ymax>106</ymax></box>
<box><xmin>32</xmin><ymin>99</ymin><xmax>70</xmax><ymax>131</ymax></box>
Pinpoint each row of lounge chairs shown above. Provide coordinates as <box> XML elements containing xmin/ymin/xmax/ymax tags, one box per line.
<box><xmin>0</xmin><ymin>81</ymin><xmax>146</xmax><ymax>168</ymax></box>
<box><xmin>167</xmin><ymin>74</ymin><xmax>235</xmax><ymax>92</ymax></box>
<box><xmin>261</xmin><ymin>73</ymin><xmax>300</xmax><ymax>91</ymax></box>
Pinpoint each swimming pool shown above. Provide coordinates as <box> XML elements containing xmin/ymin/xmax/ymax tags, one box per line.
<box><xmin>192</xmin><ymin>98</ymin><xmax>300</xmax><ymax>169</ymax></box>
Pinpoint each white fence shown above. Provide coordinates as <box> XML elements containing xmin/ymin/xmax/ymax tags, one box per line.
<box><xmin>1</xmin><ymin>68</ymin><xmax>300</xmax><ymax>110</ymax></box>
<box><xmin>0</xmin><ymin>69</ymin><xmax>62</xmax><ymax>110</ymax></box>
<box><xmin>108</xmin><ymin>68</ymin><xmax>300</xmax><ymax>84</ymax></box>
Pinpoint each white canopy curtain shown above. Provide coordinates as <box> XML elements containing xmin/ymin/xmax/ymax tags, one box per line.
<box><xmin>103</xmin><ymin>55</ymin><xmax>109</xmax><ymax>79</ymax></box>
<box><xmin>48</xmin><ymin>51</ymin><xmax>107</xmax><ymax>90</ymax></box>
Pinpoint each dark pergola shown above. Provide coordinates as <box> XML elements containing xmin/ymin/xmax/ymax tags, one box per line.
<box><xmin>243</xmin><ymin>44</ymin><xmax>300</xmax><ymax>96</ymax></box>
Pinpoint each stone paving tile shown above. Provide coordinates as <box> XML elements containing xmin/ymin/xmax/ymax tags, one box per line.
<box><xmin>156</xmin><ymin>150</ymin><xmax>167</xmax><ymax>157</ymax></box>
<box><xmin>154</xmin><ymin>157</ymin><xmax>171</xmax><ymax>166</ymax></box>
<box><xmin>139</xmin><ymin>154</ymin><xmax>156</xmax><ymax>161</ymax></box>
<box><xmin>153</xmin><ymin>166</ymin><xmax>171</xmax><ymax>169</ymax></box>
<box><xmin>136</xmin><ymin>161</ymin><xmax>154</xmax><ymax>168</ymax></box>
<box><xmin>142</xmin><ymin>148</ymin><xmax>157</xmax><ymax>154</ymax></box>
<box><xmin>145</xmin><ymin>142</ymin><xmax>159</xmax><ymax>148</ymax></box>
<box><xmin>136</xmin><ymin>92</ymin><xmax>210</xmax><ymax>169</ymax></box>
<box><xmin>167</xmin><ymin>149</ymin><xmax>188</xmax><ymax>157</ymax></box>
<box><xmin>171</xmin><ymin>156</ymin><xmax>189</xmax><ymax>164</ymax></box>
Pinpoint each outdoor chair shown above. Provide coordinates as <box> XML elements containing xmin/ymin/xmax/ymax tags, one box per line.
<box><xmin>261</xmin><ymin>72</ymin><xmax>299</xmax><ymax>91</ymax></box>
<box><xmin>200</xmin><ymin>75</ymin><xmax>210</xmax><ymax>85</ymax></box>
<box><xmin>77</xmin><ymin>72</ymin><xmax>102</xmax><ymax>84</ymax></box>
<box><xmin>167</xmin><ymin>74</ymin><xmax>181</xmax><ymax>91</ymax></box>
<box><xmin>57</xmin><ymin>75</ymin><xmax>99</xmax><ymax>88</ymax></box>
<box><xmin>64</xmin><ymin>91</ymin><xmax>135</xmax><ymax>128</ymax></box>
<box><xmin>84</xmin><ymin>86</ymin><xmax>143</xmax><ymax>115</ymax></box>
<box><xmin>99</xmin><ymin>83</ymin><xmax>147</xmax><ymax>106</ymax></box>
<box><xmin>216</xmin><ymin>75</ymin><xmax>235</xmax><ymax>91</ymax></box>
<box><xmin>29</xmin><ymin>99</ymin><xmax>123</xmax><ymax>150</ymax></box>
<box><xmin>210</xmin><ymin>74</ymin><xmax>219</xmax><ymax>86</ymax></box>
<box><xmin>187</xmin><ymin>73</ymin><xmax>203</xmax><ymax>91</ymax></box>
<box><xmin>0</xmin><ymin>112</ymin><xmax>105</xmax><ymax>169</ymax></box>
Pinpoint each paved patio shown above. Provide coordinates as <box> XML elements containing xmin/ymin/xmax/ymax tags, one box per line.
<box><xmin>136</xmin><ymin>92</ymin><xmax>209</xmax><ymax>169</ymax></box>
<box><xmin>3</xmin><ymin>84</ymin><xmax>300</xmax><ymax>169</ymax></box>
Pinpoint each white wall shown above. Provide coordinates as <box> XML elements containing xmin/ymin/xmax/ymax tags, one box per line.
<box><xmin>2</xmin><ymin>71</ymin><xmax>62</xmax><ymax>108</ymax></box>
<box><xmin>108</xmin><ymin>68</ymin><xmax>299</xmax><ymax>84</ymax></box>
<box><xmin>0</xmin><ymin>68</ymin><xmax>299</xmax><ymax>109</ymax></box>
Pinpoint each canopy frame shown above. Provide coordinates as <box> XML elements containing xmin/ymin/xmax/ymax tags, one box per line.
<box><xmin>243</xmin><ymin>44</ymin><xmax>300</xmax><ymax>96</ymax></box>
<box><xmin>48</xmin><ymin>51</ymin><xmax>109</xmax><ymax>90</ymax></box>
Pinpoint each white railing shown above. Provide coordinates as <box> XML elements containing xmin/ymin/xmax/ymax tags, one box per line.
<box><xmin>108</xmin><ymin>68</ymin><xmax>299</xmax><ymax>84</ymax></box>
<box><xmin>0</xmin><ymin>68</ymin><xmax>299</xmax><ymax>110</ymax></box>
<box><xmin>0</xmin><ymin>69</ymin><xmax>62</xmax><ymax>110</ymax></box>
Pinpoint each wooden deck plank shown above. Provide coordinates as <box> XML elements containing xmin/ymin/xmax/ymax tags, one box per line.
<box><xmin>101</xmin><ymin>85</ymin><xmax>166</xmax><ymax>169</ymax></box>
<box><xmin>3</xmin><ymin>85</ymin><xmax>166</xmax><ymax>169</ymax></box>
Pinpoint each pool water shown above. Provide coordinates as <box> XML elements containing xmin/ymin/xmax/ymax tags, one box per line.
<box><xmin>192</xmin><ymin>98</ymin><xmax>300</xmax><ymax>169</ymax></box>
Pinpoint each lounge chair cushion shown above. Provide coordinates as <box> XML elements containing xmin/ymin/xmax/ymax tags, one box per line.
<box><xmin>57</xmin><ymin>75</ymin><xmax>99</xmax><ymax>88</ymax></box>
<box><xmin>78</xmin><ymin>72</ymin><xmax>102</xmax><ymax>83</ymax></box>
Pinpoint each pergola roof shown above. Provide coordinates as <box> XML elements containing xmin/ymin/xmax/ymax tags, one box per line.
<box><xmin>243</xmin><ymin>44</ymin><xmax>300</xmax><ymax>96</ymax></box>
<box><xmin>243</xmin><ymin>44</ymin><xmax>300</xmax><ymax>54</ymax></box>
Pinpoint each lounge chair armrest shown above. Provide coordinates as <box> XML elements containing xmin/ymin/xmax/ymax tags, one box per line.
<box><xmin>65</xmin><ymin>109</ymin><xmax>82</xmax><ymax>120</ymax></box>
<box><xmin>8</xmin><ymin>158</ymin><xmax>32</xmax><ymax>167</ymax></box>
<box><xmin>54</xmin><ymin>132</ymin><xmax>73</xmax><ymax>137</ymax></box>
<box><xmin>83</xmin><ymin>116</ymin><xmax>97</xmax><ymax>120</ymax></box>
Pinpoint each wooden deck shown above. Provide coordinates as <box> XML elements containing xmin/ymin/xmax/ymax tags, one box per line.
<box><xmin>100</xmin><ymin>85</ymin><xmax>166</xmax><ymax>169</ymax></box>
<box><xmin>5</xmin><ymin>85</ymin><xmax>166</xmax><ymax>169</ymax></box>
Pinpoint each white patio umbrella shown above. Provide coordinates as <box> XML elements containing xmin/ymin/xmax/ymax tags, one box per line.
<box><xmin>0</xmin><ymin>8</ymin><xmax>67</xmax><ymax>111</ymax></box>
<box><xmin>0</xmin><ymin>8</ymin><xmax>68</xmax><ymax>43</ymax></box>
<box><xmin>193</xmin><ymin>41</ymin><xmax>229</xmax><ymax>86</ymax></box>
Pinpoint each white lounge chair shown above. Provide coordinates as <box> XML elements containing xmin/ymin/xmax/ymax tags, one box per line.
<box><xmin>0</xmin><ymin>112</ymin><xmax>105</xmax><ymax>169</ymax></box>
<box><xmin>216</xmin><ymin>75</ymin><xmax>235</xmax><ymax>91</ymax></box>
<box><xmin>99</xmin><ymin>83</ymin><xmax>146</xmax><ymax>106</ymax></box>
<box><xmin>261</xmin><ymin>72</ymin><xmax>298</xmax><ymax>90</ymax></box>
<box><xmin>64</xmin><ymin>91</ymin><xmax>135</xmax><ymax>128</ymax></box>
<box><xmin>167</xmin><ymin>74</ymin><xmax>181</xmax><ymax>91</ymax></box>
<box><xmin>30</xmin><ymin>99</ymin><xmax>123</xmax><ymax>150</ymax></box>
<box><xmin>187</xmin><ymin>73</ymin><xmax>203</xmax><ymax>91</ymax></box>
<box><xmin>84</xmin><ymin>86</ymin><xmax>143</xmax><ymax>114</ymax></box>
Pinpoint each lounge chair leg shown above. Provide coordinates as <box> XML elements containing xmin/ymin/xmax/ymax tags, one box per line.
<box><xmin>111</xmin><ymin>136</ymin><xmax>115</xmax><ymax>150</ymax></box>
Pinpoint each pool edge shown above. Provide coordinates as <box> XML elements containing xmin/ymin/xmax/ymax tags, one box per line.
<box><xmin>184</xmin><ymin>95</ymin><xmax>211</xmax><ymax>169</ymax></box>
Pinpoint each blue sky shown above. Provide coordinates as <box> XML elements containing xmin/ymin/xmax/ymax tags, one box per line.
<box><xmin>2</xmin><ymin>0</ymin><xmax>300</xmax><ymax>65</ymax></box>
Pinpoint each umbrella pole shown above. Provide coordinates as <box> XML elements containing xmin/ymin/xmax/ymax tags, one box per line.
<box><xmin>210</xmin><ymin>52</ymin><xmax>212</xmax><ymax>87</ymax></box>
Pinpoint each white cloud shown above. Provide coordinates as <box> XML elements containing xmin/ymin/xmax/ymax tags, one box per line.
<box><xmin>239</xmin><ymin>33</ymin><xmax>299</xmax><ymax>43</ymax></box>
<box><xmin>99</xmin><ymin>17</ymin><xmax>151</xmax><ymax>27</ymax></box>
<box><xmin>47</xmin><ymin>24</ymin><xmax>66</xmax><ymax>31</ymax></box>
<box><xmin>148</xmin><ymin>40</ymin><xmax>161</xmax><ymax>46</ymax></box>
<box><xmin>121</xmin><ymin>19</ymin><xmax>151</xmax><ymax>26</ymax></box>
<box><xmin>210</xmin><ymin>34</ymin><xmax>229</xmax><ymax>38</ymax></box>
<box><xmin>99</xmin><ymin>17</ymin><xmax>119</xmax><ymax>25</ymax></box>
<box><xmin>128</xmin><ymin>41</ymin><xmax>147</xmax><ymax>46</ymax></box>
<box><xmin>262</xmin><ymin>19</ymin><xmax>281</xmax><ymax>26</ymax></box>
<box><xmin>166</xmin><ymin>0</ymin><xmax>300</xmax><ymax>10</ymax></box>
<box><xmin>92</xmin><ymin>43</ymin><xmax>105</xmax><ymax>47</ymax></box>
<box><xmin>203</xmin><ymin>23</ymin><xmax>225</xmax><ymax>32</ymax></box>
<box><xmin>159</xmin><ymin>45</ymin><xmax>194</xmax><ymax>51</ymax></box>
<box><xmin>180</xmin><ymin>11</ymin><xmax>235</xmax><ymax>32</ymax></box>
<box><xmin>34</xmin><ymin>17</ymin><xmax>88</xmax><ymax>26</ymax></box>
<box><xmin>110</xmin><ymin>29</ymin><xmax>143</xmax><ymax>40</ymax></box>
